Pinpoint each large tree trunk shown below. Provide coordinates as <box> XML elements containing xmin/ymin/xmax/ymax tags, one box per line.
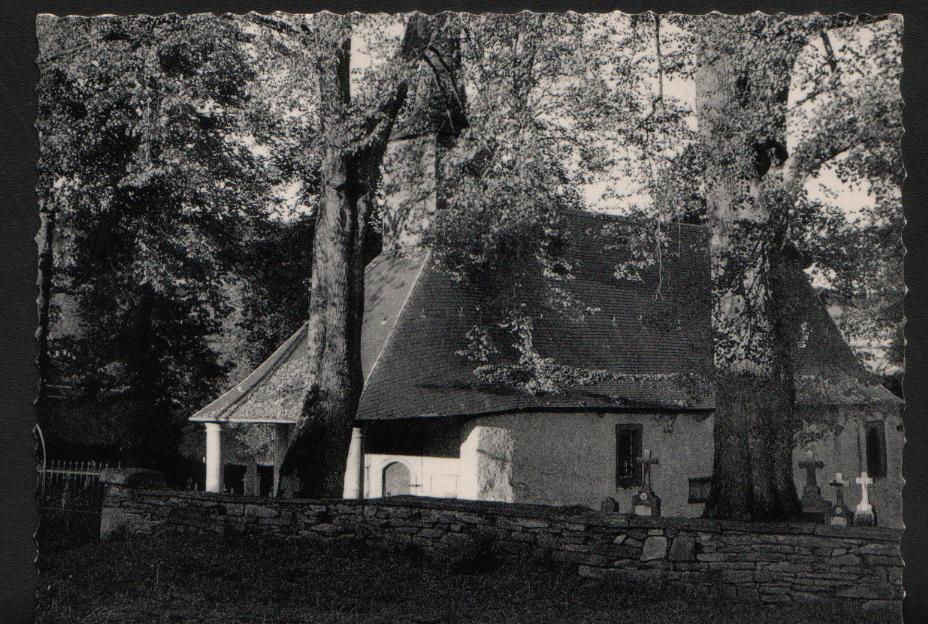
<box><xmin>278</xmin><ymin>22</ymin><xmax>365</xmax><ymax>497</ymax></box>
<box><xmin>695</xmin><ymin>20</ymin><xmax>804</xmax><ymax>520</ymax></box>
<box><xmin>280</xmin><ymin>14</ymin><xmax>460</xmax><ymax>497</ymax></box>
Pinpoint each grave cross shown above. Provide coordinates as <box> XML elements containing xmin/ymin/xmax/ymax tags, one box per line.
<box><xmin>827</xmin><ymin>472</ymin><xmax>854</xmax><ymax>527</ymax></box>
<box><xmin>854</xmin><ymin>471</ymin><xmax>876</xmax><ymax>527</ymax></box>
<box><xmin>856</xmin><ymin>472</ymin><xmax>874</xmax><ymax>508</ymax></box>
<box><xmin>829</xmin><ymin>473</ymin><xmax>849</xmax><ymax>507</ymax></box>
<box><xmin>631</xmin><ymin>449</ymin><xmax>661</xmax><ymax>518</ymax></box>
<box><xmin>799</xmin><ymin>451</ymin><xmax>825</xmax><ymax>491</ymax></box>
<box><xmin>638</xmin><ymin>449</ymin><xmax>659</xmax><ymax>488</ymax></box>
<box><xmin>798</xmin><ymin>451</ymin><xmax>829</xmax><ymax>522</ymax></box>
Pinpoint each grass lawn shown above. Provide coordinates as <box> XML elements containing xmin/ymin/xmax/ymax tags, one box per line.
<box><xmin>36</xmin><ymin>530</ymin><xmax>899</xmax><ymax>624</ymax></box>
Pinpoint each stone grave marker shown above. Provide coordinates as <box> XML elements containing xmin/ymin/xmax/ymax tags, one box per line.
<box><xmin>631</xmin><ymin>449</ymin><xmax>661</xmax><ymax>518</ymax></box>
<box><xmin>798</xmin><ymin>451</ymin><xmax>829</xmax><ymax>522</ymax></box>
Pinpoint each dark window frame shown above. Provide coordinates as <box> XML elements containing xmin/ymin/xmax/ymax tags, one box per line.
<box><xmin>615</xmin><ymin>424</ymin><xmax>643</xmax><ymax>488</ymax></box>
<box><xmin>258</xmin><ymin>464</ymin><xmax>274</xmax><ymax>497</ymax></box>
<box><xmin>865</xmin><ymin>420</ymin><xmax>888</xmax><ymax>479</ymax></box>
<box><xmin>688</xmin><ymin>476</ymin><xmax>712</xmax><ymax>504</ymax></box>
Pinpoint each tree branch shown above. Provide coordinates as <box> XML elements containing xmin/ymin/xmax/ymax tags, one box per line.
<box><xmin>355</xmin><ymin>80</ymin><xmax>409</xmax><ymax>188</ymax></box>
<box><xmin>788</xmin><ymin>97</ymin><xmax>897</xmax><ymax>186</ymax></box>
<box><xmin>421</xmin><ymin>47</ymin><xmax>469</xmax><ymax>135</ymax></box>
<box><xmin>820</xmin><ymin>31</ymin><xmax>838</xmax><ymax>73</ymax></box>
<box><xmin>654</xmin><ymin>13</ymin><xmax>665</xmax><ymax>113</ymax></box>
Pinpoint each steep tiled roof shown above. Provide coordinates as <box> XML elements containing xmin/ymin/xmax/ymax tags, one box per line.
<box><xmin>786</xmin><ymin>253</ymin><xmax>901</xmax><ymax>407</ymax></box>
<box><xmin>189</xmin><ymin>253</ymin><xmax>425</xmax><ymax>423</ymax></box>
<box><xmin>191</xmin><ymin>210</ymin><xmax>899</xmax><ymax>424</ymax></box>
<box><xmin>357</xmin><ymin>211</ymin><xmax>716</xmax><ymax>419</ymax></box>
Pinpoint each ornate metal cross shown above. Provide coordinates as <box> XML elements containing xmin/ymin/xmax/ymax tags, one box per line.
<box><xmin>638</xmin><ymin>449</ymin><xmax>659</xmax><ymax>488</ymax></box>
<box><xmin>829</xmin><ymin>472</ymin><xmax>849</xmax><ymax>507</ymax></box>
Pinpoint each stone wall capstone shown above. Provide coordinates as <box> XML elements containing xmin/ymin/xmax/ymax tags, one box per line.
<box><xmin>100</xmin><ymin>475</ymin><xmax>902</xmax><ymax>611</ymax></box>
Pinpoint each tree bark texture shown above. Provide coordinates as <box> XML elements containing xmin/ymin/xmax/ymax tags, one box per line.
<box><xmin>695</xmin><ymin>21</ymin><xmax>806</xmax><ymax>520</ymax></box>
<box><xmin>281</xmin><ymin>14</ymin><xmax>460</xmax><ymax>497</ymax></box>
<box><xmin>278</xmin><ymin>24</ymin><xmax>363</xmax><ymax>496</ymax></box>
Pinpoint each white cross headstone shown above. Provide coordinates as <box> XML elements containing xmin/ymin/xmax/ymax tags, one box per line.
<box><xmin>854</xmin><ymin>471</ymin><xmax>876</xmax><ymax>527</ymax></box>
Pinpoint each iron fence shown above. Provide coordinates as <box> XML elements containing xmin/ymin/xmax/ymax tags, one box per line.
<box><xmin>37</xmin><ymin>460</ymin><xmax>118</xmax><ymax>542</ymax></box>
<box><xmin>37</xmin><ymin>459</ymin><xmax>115</xmax><ymax>504</ymax></box>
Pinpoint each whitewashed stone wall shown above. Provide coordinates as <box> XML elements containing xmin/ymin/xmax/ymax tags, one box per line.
<box><xmin>459</xmin><ymin>425</ymin><xmax>514</xmax><ymax>502</ymax></box>
<box><xmin>364</xmin><ymin>454</ymin><xmax>460</xmax><ymax>499</ymax></box>
<box><xmin>465</xmin><ymin>411</ymin><xmax>715</xmax><ymax>516</ymax></box>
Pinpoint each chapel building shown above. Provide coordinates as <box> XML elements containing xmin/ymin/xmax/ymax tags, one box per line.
<box><xmin>189</xmin><ymin>121</ymin><xmax>903</xmax><ymax>527</ymax></box>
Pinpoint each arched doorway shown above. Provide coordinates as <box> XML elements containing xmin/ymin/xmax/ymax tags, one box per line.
<box><xmin>382</xmin><ymin>461</ymin><xmax>411</xmax><ymax>497</ymax></box>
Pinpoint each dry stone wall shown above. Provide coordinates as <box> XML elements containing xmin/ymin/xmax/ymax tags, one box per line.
<box><xmin>100</xmin><ymin>473</ymin><xmax>902</xmax><ymax>610</ymax></box>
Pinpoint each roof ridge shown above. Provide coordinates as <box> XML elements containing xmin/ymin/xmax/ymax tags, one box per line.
<box><xmin>361</xmin><ymin>250</ymin><xmax>431</xmax><ymax>389</ymax></box>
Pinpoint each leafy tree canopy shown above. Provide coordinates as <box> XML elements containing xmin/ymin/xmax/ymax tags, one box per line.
<box><xmin>37</xmin><ymin>13</ymin><xmax>318</xmax><ymax>464</ymax></box>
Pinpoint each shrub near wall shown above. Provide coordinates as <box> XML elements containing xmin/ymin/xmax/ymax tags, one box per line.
<box><xmin>100</xmin><ymin>471</ymin><xmax>903</xmax><ymax>610</ymax></box>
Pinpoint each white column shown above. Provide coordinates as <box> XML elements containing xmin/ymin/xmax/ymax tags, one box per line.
<box><xmin>205</xmin><ymin>422</ymin><xmax>223</xmax><ymax>493</ymax></box>
<box><xmin>342</xmin><ymin>427</ymin><xmax>365</xmax><ymax>499</ymax></box>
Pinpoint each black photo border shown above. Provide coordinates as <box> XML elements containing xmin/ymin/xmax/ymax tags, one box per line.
<box><xmin>2</xmin><ymin>2</ymin><xmax>925</xmax><ymax>622</ymax></box>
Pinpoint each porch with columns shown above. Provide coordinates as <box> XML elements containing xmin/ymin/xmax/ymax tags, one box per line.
<box><xmin>199</xmin><ymin>422</ymin><xmax>366</xmax><ymax>498</ymax></box>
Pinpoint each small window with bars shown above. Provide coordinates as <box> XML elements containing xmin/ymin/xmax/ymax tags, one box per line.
<box><xmin>615</xmin><ymin>424</ymin><xmax>643</xmax><ymax>488</ymax></box>
<box><xmin>688</xmin><ymin>476</ymin><xmax>712</xmax><ymax>504</ymax></box>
